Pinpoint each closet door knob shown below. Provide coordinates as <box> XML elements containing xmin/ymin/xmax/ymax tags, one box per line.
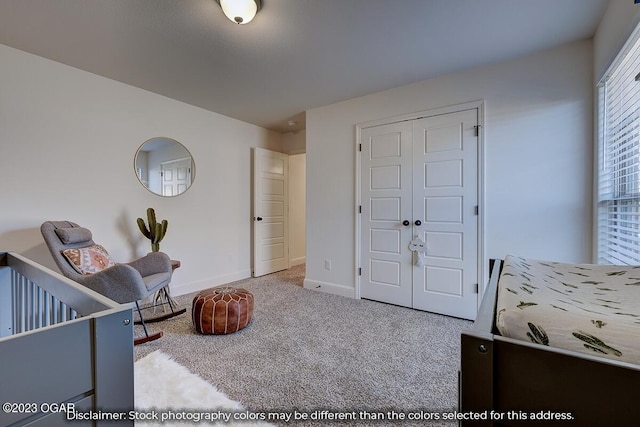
<box><xmin>255</xmin><ymin>217</ymin><xmax>263</xmax><ymax>221</ymax></box>
<box><xmin>402</xmin><ymin>220</ymin><xmax>410</xmax><ymax>226</ymax></box>
<box><xmin>415</xmin><ymin>220</ymin><xmax>422</xmax><ymax>226</ymax></box>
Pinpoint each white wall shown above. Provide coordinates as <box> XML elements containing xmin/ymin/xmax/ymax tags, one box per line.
<box><xmin>594</xmin><ymin>0</ymin><xmax>640</xmax><ymax>82</ymax></box>
<box><xmin>289</xmin><ymin>154</ymin><xmax>306</xmax><ymax>266</ymax></box>
<box><xmin>305</xmin><ymin>40</ymin><xmax>594</xmax><ymax>296</ymax></box>
<box><xmin>281</xmin><ymin>131</ymin><xmax>306</xmax><ymax>155</ymax></box>
<box><xmin>0</xmin><ymin>43</ymin><xmax>282</xmax><ymax>295</ymax></box>
<box><xmin>280</xmin><ymin>131</ymin><xmax>306</xmax><ymax>267</ymax></box>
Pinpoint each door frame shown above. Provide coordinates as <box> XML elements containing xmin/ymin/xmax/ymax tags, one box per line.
<box><xmin>355</xmin><ymin>100</ymin><xmax>487</xmax><ymax>312</ymax></box>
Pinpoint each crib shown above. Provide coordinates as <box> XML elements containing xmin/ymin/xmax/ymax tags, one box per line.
<box><xmin>0</xmin><ymin>251</ymin><xmax>134</xmax><ymax>426</ymax></box>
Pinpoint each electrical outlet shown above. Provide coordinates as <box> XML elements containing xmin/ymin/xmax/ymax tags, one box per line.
<box><xmin>325</xmin><ymin>259</ymin><xmax>332</xmax><ymax>270</ymax></box>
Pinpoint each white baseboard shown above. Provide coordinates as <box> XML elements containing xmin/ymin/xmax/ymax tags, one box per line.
<box><xmin>303</xmin><ymin>278</ymin><xmax>356</xmax><ymax>299</ymax></box>
<box><xmin>171</xmin><ymin>269</ymin><xmax>252</xmax><ymax>296</ymax></box>
<box><xmin>290</xmin><ymin>256</ymin><xmax>306</xmax><ymax>267</ymax></box>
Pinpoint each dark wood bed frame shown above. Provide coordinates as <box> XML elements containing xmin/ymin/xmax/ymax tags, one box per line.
<box><xmin>460</xmin><ymin>259</ymin><xmax>640</xmax><ymax>426</ymax></box>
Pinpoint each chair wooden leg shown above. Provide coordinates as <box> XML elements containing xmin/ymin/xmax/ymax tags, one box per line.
<box><xmin>135</xmin><ymin>308</ymin><xmax>187</xmax><ymax>324</ymax></box>
<box><xmin>134</xmin><ymin>331</ymin><xmax>163</xmax><ymax>345</ymax></box>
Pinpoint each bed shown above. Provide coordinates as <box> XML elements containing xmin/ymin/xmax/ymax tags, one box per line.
<box><xmin>0</xmin><ymin>251</ymin><xmax>134</xmax><ymax>426</ymax></box>
<box><xmin>460</xmin><ymin>256</ymin><xmax>640</xmax><ymax>426</ymax></box>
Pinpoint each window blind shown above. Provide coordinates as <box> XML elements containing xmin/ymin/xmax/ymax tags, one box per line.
<box><xmin>598</xmin><ymin>28</ymin><xmax>640</xmax><ymax>265</ymax></box>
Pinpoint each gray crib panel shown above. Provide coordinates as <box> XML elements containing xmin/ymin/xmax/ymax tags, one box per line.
<box><xmin>0</xmin><ymin>320</ymin><xmax>92</xmax><ymax>426</ymax></box>
<box><xmin>94</xmin><ymin>308</ymin><xmax>135</xmax><ymax>425</ymax></box>
<box><xmin>20</xmin><ymin>396</ymin><xmax>92</xmax><ymax>427</ymax></box>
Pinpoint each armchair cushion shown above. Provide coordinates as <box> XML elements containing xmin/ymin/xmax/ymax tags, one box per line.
<box><xmin>62</xmin><ymin>244</ymin><xmax>116</xmax><ymax>275</ymax></box>
<box><xmin>127</xmin><ymin>251</ymin><xmax>172</xmax><ymax>278</ymax></box>
<box><xmin>80</xmin><ymin>264</ymin><xmax>169</xmax><ymax>303</ymax></box>
<box><xmin>55</xmin><ymin>227</ymin><xmax>93</xmax><ymax>244</ymax></box>
<box><xmin>142</xmin><ymin>272</ymin><xmax>174</xmax><ymax>292</ymax></box>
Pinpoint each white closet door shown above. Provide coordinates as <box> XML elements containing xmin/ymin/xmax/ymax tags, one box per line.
<box><xmin>360</xmin><ymin>121</ymin><xmax>413</xmax><ymax>307</ymax></box>
<box><xmin>359</xmin><ymin>108</ymin><xmax>479</xmax><ymax>320</ymax></box>
<box><xmin>412</xmin><ymin>109</ymin><xmax>478</xmax><ymax>319</ymax></box>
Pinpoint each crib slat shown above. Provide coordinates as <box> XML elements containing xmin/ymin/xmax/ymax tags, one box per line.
<box><xmin>28</xmin><ymin>279</ymin><xmax>33</xmax><ymax>329</ymax></box>
<box><xmin>7</xmin><ymin>267</ymin><xmax>79</xmax><ymax>336</ymax></box>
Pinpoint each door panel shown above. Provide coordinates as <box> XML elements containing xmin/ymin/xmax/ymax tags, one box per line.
<box><xmin>424</xmin><ymin>196</ymin><xmax>463</xmax><ymax>223</ymax></box>
<box><xmin>424</xmin><ymin>266</ymin><xmax>463</xmax><ymax>295</ymax></box>
<box><xmin>425</xmin><ymin>231</ymin><xmax>463</xmax><ymax>259</ymax></box>
<box><xmin>370</xmin><ymin>259</ymin><xmax>402</xmax><ymax>286</ymax></box>
<box><xmin>371</xmin><ymin>165</ymin><xmax>402</xmax><ymax>189</ymax></box>
<box><xmin>412</xmin><ymin>109</ymin><xmax>478</xmax><ymax>319</ymax></box>
<box><xmin>371</xmin><ymin>229</ymin><xmax>401</xmax><ymax>254</ymax></box>
<box><xmin>371</xmin><ymin>198</ymin><xmax>401</xmax><ymax>221</ymax></box>
<box><xmin>253</xmin><ymin>148</ymin><xmax>289</xmax><ymax>277</ymax></box>
<box><xmin>425</xmin><ymin>159</ymin><xmax>463</xmax><ymax>187</ymax></box>
<box><xmin>360</xmin><ymin>122</ymin><xmax>413</xmax><ymax>307</ymax></box>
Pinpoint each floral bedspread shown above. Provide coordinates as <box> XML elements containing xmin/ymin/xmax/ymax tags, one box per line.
<box><xmin>496</xmin><ymin>255</ymin><xmax>640</xmax><ymax>365</ymax></box>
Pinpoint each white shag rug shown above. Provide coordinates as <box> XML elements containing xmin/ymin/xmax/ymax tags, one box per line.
<box><xmin>135</xmin><ymin>351</ymin><xmax>273</xmax><ymax>426</ymax></box>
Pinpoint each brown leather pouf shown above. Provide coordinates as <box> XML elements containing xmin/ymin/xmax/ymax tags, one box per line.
<box><xmin>192</xmin><ymin>286</ymin><xmax>254</xmax><ymax>334</ymax></box>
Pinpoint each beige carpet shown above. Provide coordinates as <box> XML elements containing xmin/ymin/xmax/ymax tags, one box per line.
<box><xmin>134</xmin><ymin>265</ymin><xmax>471</xmax><ymax>426</ymax></box>
<box><xmin>135</xmin><ymin>350</ymin><xmax>275</xmax><ymax>427</ymax></box>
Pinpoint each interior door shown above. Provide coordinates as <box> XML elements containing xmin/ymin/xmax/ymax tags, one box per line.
<box><xmin>360</xmin><ymin>121</ymin><xmax>414</xmax><ymax>307</ymax></box>
<box><xmin>161</xmin><ymin>158</ymin><xmax>191</xmax><ymax>196</ymax></box>
<box><xmin>253</xmin><ymin>148</ymin><xmax>289</xmax><ymax>277</ymax></box>
<box><xmin>359</xmin><ymin>108</ymin><xmax>479</xmax><ymax>320</ymax></box>
<box><xmin>411</xmin><ymin>109</ymin><xmax>478</xmax><ymax>319</ymax></box>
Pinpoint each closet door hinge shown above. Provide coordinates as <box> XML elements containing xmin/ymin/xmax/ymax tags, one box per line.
<box><xmin>474</xmin><ymin>283</ymin><xmax>479</xmax><ymax>293</ymax></box>
<box><xmin>359</xmin><ymin>205</ymin><xmax>362</xmax><ymax>214</ymax></box>
<box><xmin>359</xmin><ymin>143</ymin><xmax>362</xmax><ymax>152</ymax></box>
<box><xmin>474</xmin><ymin>125</ymin><xmax>482</xmax><ymax>137</ymax></box>
<box><xmin>358</xmin><ymin>267</ymin><xmax>362</xmax><ymax>276</ymax></box>
<box><xmin>474</xmin><ymin>205</ymin><xmax>479</xmax><ymax>216</ymax></box>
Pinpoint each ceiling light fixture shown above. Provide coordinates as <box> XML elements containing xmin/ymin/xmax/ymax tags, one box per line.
<box><xmin>215</xmin><ymin>0</ymin><xmax>261</xmax><ymax>25</ymax></box>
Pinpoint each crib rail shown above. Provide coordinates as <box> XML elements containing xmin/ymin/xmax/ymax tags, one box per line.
<box><xmin>0</xmin><ymin>251</ymin><xmax>134</xmax><ymax>426</ymax></box>
<box><xmin>7</xmin><ymin>269</ymin><xmax>77</xmax><ymax>336</ymax></box>
<box><xmin>0</xmin><ymin>252</ymin><xmax>117</xmax><ymax>338</ymax></box>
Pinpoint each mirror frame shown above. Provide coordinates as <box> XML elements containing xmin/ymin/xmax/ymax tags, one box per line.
<box><xmin>134</xmin><ymin>137</ymin><xmax>196</xmax><ymax>197</ymax></box>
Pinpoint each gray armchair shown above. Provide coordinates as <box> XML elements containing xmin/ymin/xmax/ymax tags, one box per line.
<box><xmin>41</xmin><ymin>220</ymin><xmax>179</xmax><ymax>344</ymax></box>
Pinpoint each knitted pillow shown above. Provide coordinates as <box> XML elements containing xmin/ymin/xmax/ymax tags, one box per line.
<box><xmin>62</xmin><ymin>244</ymin><xmax>116</xmax><ymax>275</ymax></box>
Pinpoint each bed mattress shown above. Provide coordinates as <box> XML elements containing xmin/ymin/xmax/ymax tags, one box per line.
<box><xmin>496</xmin><ymin>255</ymin><xmax>640</xmax><ymax>365</ymax></box>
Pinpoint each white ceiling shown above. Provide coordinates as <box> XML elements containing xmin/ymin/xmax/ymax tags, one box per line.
<box><xmin>0</xmin><ymin>0</ymin><xmax>609</xmax><ymax>133</ymax></box>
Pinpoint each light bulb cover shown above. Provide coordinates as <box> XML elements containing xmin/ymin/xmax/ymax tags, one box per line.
<box><xmin>216</xmin><ymin>0</ymin><xmax>261</xmax><ymax>25</ymax></box>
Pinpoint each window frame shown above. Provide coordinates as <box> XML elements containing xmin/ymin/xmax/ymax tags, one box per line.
<box><xmin>596</xmin><ymin>23</ymin><xmax>640</xmax><ymax>265</ymax></box>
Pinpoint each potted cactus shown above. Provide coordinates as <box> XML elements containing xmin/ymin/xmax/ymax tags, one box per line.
<box><xmin>137</xmin><ymin>208</ymin><xmax>168</xmax><ymax>252</ymax></box>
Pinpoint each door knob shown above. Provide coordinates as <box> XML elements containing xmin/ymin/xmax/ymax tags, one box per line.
<box><xmin>255</xmin><ymin>217</ymin><xmax>263</xmax><ymax>221</ymax></box>
<box><xmin>415</xmin><ymin>220</ymin><xmax>422</xmax><ymax>226</ymax></box>
<box><xmin>402</xmin><ymin>220</ymin><xmax>410</xmax><ymax>226</ymax></box>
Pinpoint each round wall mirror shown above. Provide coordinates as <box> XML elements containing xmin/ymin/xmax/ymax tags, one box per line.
<box><xmin>134</xmin><ymin>137</ymin><xmax>196</xmax><ymax>197</ymax></box>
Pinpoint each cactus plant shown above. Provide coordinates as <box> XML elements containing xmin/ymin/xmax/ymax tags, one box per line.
<box><xmin>137</xmin><ymin>208</ymin><xmax>168</xmax><ymax>252</ymax></box>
